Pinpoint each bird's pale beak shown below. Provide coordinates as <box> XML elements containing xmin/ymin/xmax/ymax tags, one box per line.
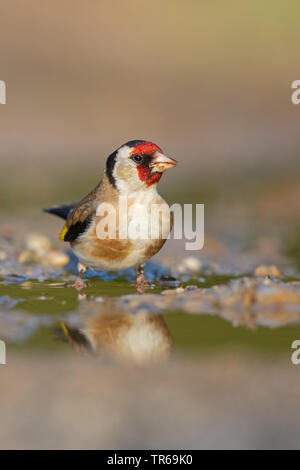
<box><xmin>150</xmin><ymin>151</ymin><xmax>177</xmax><ymax>173</ymax></box>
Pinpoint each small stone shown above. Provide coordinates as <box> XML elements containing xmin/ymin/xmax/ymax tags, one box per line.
<box><xmin>161</xmin><ymin>287</ymin><xmax>185</xmax><ymax>295</ymax></box>
<box><xmin>21</xmin><ymin>281</ymin><xmax>33</xmax><ymax>289</ymax></box>
<box><xmin>175</xmin><ymin>256</ymin><xmax>202</xmax><ymax>274</ymax></box>
<box><xmin>176</xmin><ymin>263</ymin><xmax>187</xmax><ymax>274</ymax></box>
<box><xmin>159</xmin><ymin>275</ymin><xmax>180</xmax><ymax>288</ymax></box>
<box><xmin>48</xmin><ymin>282</ymin><xmax>67</xmax><ymax>287</ymax></box>
<box><xmin>254</xmin><ymin>265</ymin><xmax>281</xmax><ymax>278</ymax></box>
<box><xmin>18</xmin><ymin>250</ymin><xmax>40</xmax><ymax>265</ymax></box>
<box><xmin>26</xmin><ymin>233</ymin><xmax>52</xmax><ymax>255</ymax></box>
<box><xmin>42</xmin><ymin>251</ymin><xmax>69</xmax><ymax>267</ymax></box>
<box><xmin>176</xmin><ymin>287</ymin><xmax>185</xmax><ymax>294</ymax></box>
<box><xmin>0</xmin><ymin>251</ymin><xmax>7</xmax><ymax>260</ymax></box>
<box><xmin>161</xmin><ymin>289</ymin><xmax>177</xmax><ymax>295</ymax></box>
<box><xmin>183</xmin><ymin>256</ymin><xmax>202</xmax><ymax>272</ymax></box>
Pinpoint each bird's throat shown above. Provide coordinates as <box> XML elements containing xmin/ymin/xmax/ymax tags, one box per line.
<box><xmin>137</xmin><ymin>166</ymin><xmax>162</xmax><ymax>187</ymax></box>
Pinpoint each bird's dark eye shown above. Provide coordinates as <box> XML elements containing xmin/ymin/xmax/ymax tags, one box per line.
<box><xmin>131</xmin><ymin>154</ymin><xmax>143</xmax><ymax>164</ymax></box>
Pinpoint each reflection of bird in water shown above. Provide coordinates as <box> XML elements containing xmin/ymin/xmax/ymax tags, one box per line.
<box><xmin>58</xmin><ymin>300</ymin><xmax>172</xmax><ymax>365</ymax></box>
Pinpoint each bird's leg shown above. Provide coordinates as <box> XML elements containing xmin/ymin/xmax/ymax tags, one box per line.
<box><xmin>135</xmin><ymin>264</ymin><xmax>150</xmax><ymax>294</ymax></box>
<box><xmin>73</xmin><ymin>263</ymin><xmax>88</xmax><ymax>291</ymax></box>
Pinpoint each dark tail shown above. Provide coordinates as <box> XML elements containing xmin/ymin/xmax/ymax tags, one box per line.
<box><xmin>43</xmin><ymin>203</ymin><xmax>76</xmax><ymax>221</ymax></box>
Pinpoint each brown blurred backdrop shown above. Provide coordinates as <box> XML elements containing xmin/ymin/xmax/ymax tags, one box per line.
<box><xmin>0</xmin><ymin>0</ymin><xmax>300</xmax><ymax>213</ymax></box>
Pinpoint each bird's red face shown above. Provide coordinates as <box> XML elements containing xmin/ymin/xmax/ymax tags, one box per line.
<box><xmin>130</xmin><ymin>141</ymin><xmax>177</xmax><ymax>188</ymax></box>
<box><xmin>107</xmin><ymin>140</ymin><xmax>177</xmax><ymax>193</ymax></box>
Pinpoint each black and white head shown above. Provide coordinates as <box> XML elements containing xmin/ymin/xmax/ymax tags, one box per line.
<box><xmin>105</xmin><ymin>140</ymin><xmax>177</xmax><ymax>193</ymax></box>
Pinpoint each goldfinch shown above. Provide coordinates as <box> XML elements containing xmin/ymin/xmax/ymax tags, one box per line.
<box><xmin>45</xmin><ymin>140</ymin><xmax>177</xmax><ymax>292</ymax></box>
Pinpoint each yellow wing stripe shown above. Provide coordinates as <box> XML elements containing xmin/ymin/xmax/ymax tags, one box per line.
<box><xmin>60</xmin><ymin>321</ymin><xmax>69</xmax><ymax>338</ymax></box>
<box><xmin>59</xmin><ymin>225</ymin><xmax>68</xmax><ymax>242</ymax></box>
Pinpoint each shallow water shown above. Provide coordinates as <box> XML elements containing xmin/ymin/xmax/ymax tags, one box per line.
<box><xmin>1</xmin><ymin>273</ymin><xmax>300</xmax><ymax>363</ymax></box>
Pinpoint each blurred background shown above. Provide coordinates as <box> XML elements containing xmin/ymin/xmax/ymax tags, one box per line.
<box><xmin>1</xmin><ymin>0</ymin><xmax>300</xmax><ymax>217</ymax></box>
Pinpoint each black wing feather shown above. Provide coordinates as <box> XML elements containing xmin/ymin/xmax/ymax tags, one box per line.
<box><xmin>43</xmin><ymin>204</ymin><xmax>76</xmax><ymax>220</ymax></box>
<box><xmin>64</xmin><ymin>215</ymin><xmax>93</xmax><ymax>242</ymax></box>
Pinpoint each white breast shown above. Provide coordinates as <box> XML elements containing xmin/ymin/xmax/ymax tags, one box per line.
<box><xmin>72</xmin><ymin>188</ymin><xmax>171</xmax><ymax>271</ymax></box>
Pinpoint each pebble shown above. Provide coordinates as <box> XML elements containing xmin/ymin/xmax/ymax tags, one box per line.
<box><xmin>0</xmin><ymin>251</ymin><xmax>7</xmax><ymax>260</ymax></box>
<box><xmin>25</xmin><ymin>233</ymin><xmax>52</xmax><ymax>255</ymax></box>
<box><xmin>21</xmin><ymin>281</ymin><xmax>33</xmax><ymax>289</ymax></box>
<box><xmin>161</xmin><ymin>287</ymin><xmax>185</xmax><ymax>295</ymax></box>
<box><xmin>254</xmin><ymin>265</ymin><xmax>281</xmax><ymax>278</ymax></box>
<box><xmin>18</xmin><ymin>250</ymin><xmax>40</xmax><ymax>265</ymax></box>
<box><xmin>42</xmin><ymin>251</ymin><xmax>70</xmax><ymax>267</ymax></box>
<box><xmin>184</xmin><ymin>256</ymin><xmax>202</xmax><ymax>272</ymax></box>
<box><xmin>176</xmin><ymin>256</ymin><xmax>202</xmax><ymax>274</ymax></box>
<box><xmin>159</xmin><ymin>276</ymin><xmax>180</xmax><ymax>288</ymax></box>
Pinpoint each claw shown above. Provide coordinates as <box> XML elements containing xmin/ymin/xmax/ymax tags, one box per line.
<box><xmin>135</xmin><ymin>273</ymin><xmax>151</xmax><ymax>294</ymax></box>
<box><xmin>73</xmin><ymin>277</ymin><xmax>88</xmax><ymax>291</ymax></box>
<box><xmin>72</xmin><ymin>263</ymin><xmax>88</xmax><ymax>291</ymax></box>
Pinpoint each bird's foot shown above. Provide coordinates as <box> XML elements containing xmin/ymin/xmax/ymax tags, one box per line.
<box><xmin>73</xmin><ymin>277</ymin><xmax>88</xmax><ymax>291</ymax></box>
<box><xmin>135</xmin><ymin>273</ymin><xmax>151</xmax><ymax>294</ymax></box>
